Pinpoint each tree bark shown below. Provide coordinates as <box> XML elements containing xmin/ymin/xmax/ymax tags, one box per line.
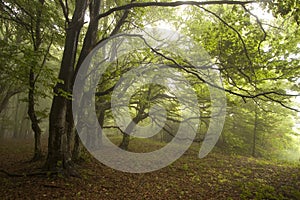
<box><xmin>45</xmin><ymin>0</ymin><xmax>88</xmax><ymax>173</ymax></box>
<box><xmin>0</xmin><ymin>90</ymin><xmax>21</xmax><ymax>114</ymax></box>
<box><xmin>13</xmin><ymin>95</ymin><xmax>20</xmax><ymax>139</ymax></box>
<box><xmin>28</xmin><ymin>0</ymin><xmax>45</xmax><ymax>161</ymax></box>
<box><xmin>252</xmin><ymin>104</ymin><xmax>258</xmax><ymax>157</ymax></box>
<box><xmin>71</xmin><ymin>0</ymin><xmax>101</xmax><ymax>159</ymax></box>
<box><xmin>28</xmin><ymin>68</ymin><xmax>43</xmax><ymax>161</ymax></box>
<box><xmin>119</xmin><ymin>111</ymin><xmax>146</xmax><ymax>150</ymax></box>
<box><xmin>72</xmin><ymin>132</ymin><xmax>82</xmax><ymax>161</ymax></box>
<box><xmin>97</xmin><ymin>108</ymin><xmax>105</xmax><ymax>147</ymax></box>
<box><xmin>65</xmin><ymin>99</ymin><xmax>75</xmax><ymax>159</ymax></box>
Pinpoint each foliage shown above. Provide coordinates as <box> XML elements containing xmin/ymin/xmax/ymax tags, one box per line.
<box><xmin>0</xmin><ymin>0</ymin><xmax>300</xmax><ymax>174</ymax></box>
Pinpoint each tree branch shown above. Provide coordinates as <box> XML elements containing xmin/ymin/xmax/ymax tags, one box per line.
<box><xmin>34</xmin><ymin>35</ymin><xmax>54</xmax><ymax>84</ymax></box>
<box><xmin>109</xmin><ymin>0</ymin><xmax>135</xmax><ymax>36</ymax></box>
<box><xmin>198</xmin><ymin>6</ymin><xmax>253</xmax><ymax>82</ymax></box>
<box><xmin>97</xmin><ymin>1</ymin><xmax>258</xmax><ymax>20</ymax></box>
<box><xmin>58</xmin><ymin>0</ymin><xmax>70</xmax><ymax>24</ymax></box>
<box><xmin>241</xmin><ymin>4</ymin><xmax>267</xmax><ymax>54</ymax></box>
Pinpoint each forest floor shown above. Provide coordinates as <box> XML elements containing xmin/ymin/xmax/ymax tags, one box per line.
<box><xmin>0</xmin><ymin>138</ymin><xmax>300</xmax><ymax>200</ymax></box>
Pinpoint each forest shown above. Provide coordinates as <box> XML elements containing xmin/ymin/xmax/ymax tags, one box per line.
<box><xmin>0</xmin><ymin>0</ymin><xmax>300</xmax><ymax>199</ymax></box>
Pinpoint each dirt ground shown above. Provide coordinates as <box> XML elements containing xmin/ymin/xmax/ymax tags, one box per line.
<box><xmin>0</xmin><ymin>139</ymin><xmax>300</xmax><ymax>199</ymax></box>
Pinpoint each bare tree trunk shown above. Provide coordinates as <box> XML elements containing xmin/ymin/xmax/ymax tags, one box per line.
<box><xmin>28</xmin><ymin>0</ymin><xmax>45</xmax><ymax>161</ymax></box>
<box><xmin>72</xmin><ymin>93</ymin><xmax>87</xmax><ymax>161</ymax></box>
<box><xmin>119</xmin><ymin>112</ymin><xmax>145</xmax><ymax>150</ymax></box>
<box><xmin>119</xmin><ymin>120</ymin><xmax>136</xmax><ymax>151</ymax></box>
<box><xmin>0</xmin><ymin>90</ymin><xmax>21</xmax><ymax>114</ymax></box>
<box><xmin>97</xmin><ymin>109</ymin><xmax>105</xmax><ymax>147</ymax></box>
<box><xmin>71</xmin><ymin>0</ymin><xmax>101</xmax><ymax>160</ymax></box>
<box><xmin>23</xmin><ymin>117</ymin><xmax>33</xmax><ymax>139</ymax></box>
<box><xmin>66</xmin><ymin>102</ymin><xmax>75</xmax><ymax>158</ymax></box>
<box><xmin>86</xmin><ymin>111</ymin><xmax>104</xmax><ymax>150</ymax></box>
<box><xmin>13</xmin><ymin>95</ymin><xmax>20</xmax><ymax>139</ymax></box>
<box><xmin>252</xmin><ymin>105</ymin><xmax>258</xmax><ymax>157</ymax></box>
<box><xmin>45</xmin><ymin>1</ymin><xmax>88</xmax><ymax>174</ymax></box>
<box><xmin>46</xmin><ymin>0</ymin><xmax>128</xmax><ymax>172</ymax></box>
<box><xmin>28</xmin><ymin>68</ymin><xmax>43</xmax><ymax>161</ymax></box>
<box><xmin>72</xmin><ymin>132</ymin><xmax>82</xmax><ymax>161</ymax></box>
<box><xmin>19</xmin><ymin>103</ymin><xmax>29</xmax><ymax>138</ymax></box>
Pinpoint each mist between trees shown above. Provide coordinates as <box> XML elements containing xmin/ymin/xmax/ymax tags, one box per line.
<box><xmin>0</xmin><ymin>0</ymin><xmax>300</xmax><ymax>173</ymax></box>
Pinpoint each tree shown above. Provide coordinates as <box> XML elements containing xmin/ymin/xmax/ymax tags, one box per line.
<box><xmin>1</xmin><ymin>0</ymin><xmax>63</xmax><ymax>160</ymax></box>
<box><xmin>0</xmin><ymin>12</ymin><xmax>25</xmax><ymax>114</ymax></box>
<box><xmin>2</xmin><ymin>0</ymin><xmax>298</xmax><ymax>174</ymax></box>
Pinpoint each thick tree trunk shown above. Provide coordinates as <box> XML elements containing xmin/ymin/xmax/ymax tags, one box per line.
<box><xmin>72</xmin><ymin>133</ymin><xmax>82</xmax><ymax>161</ymax></box>
<box><xmin>86</xmin><ymin>111</ymin><xmax>104</xmax><ymax>150</ymax></box>
<box><xmin>66</xmin><ymin>102</ymin><xmax>75</xmax><ymax>158</ymax></box>
<box><xmin>46</xmin><ymin>0</ymin><xmax>127</xmax><ymax>171</ymax></box>
<box><xmin>72</xmin><ymin>94</ymin><xmax>86</xmax><ymax>161</ymax></box>
<box><xmin>46</xmin><ymin>95</ymin><xmax>68</xmax><ymax>170</ymax></box>
<box><xmin>44</xmin><ymin>1</ymin><xmax>88</xmax><ymax>173</ymax></box>
<box><xmin>74</xmin><ymin>0</ymin><xmax>101</xmax><ymax>77</ymax></box>
<box><xmin>71</xmin><ymin>0</ymin><xmax>101</xmax><ymax>159</ymax></box>
<box><xmin>71</xmin><ymin>0</ymin><xmax>129</xmax><ymax>157</ymax></box>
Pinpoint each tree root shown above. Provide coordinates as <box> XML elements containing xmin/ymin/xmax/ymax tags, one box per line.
<box><xmin>0</xmin><ymin>169</ymin><xmax>51</xmax><ymax>177</ymax></box>
<box><xmin>1</xmin><ymin>161</ymin><xmax>82</xmax><ymax>178</ymax></box>
<box><xmin>30</xmin><ymin>154</ymin><xmax>44</xmax><ymax>162</ymax></box>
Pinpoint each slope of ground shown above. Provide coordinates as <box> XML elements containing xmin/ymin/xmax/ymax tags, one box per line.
<box><xmin>0</xmin><ymin>138</ymin><xmax>299</xmax><ymax>200</ymax></box>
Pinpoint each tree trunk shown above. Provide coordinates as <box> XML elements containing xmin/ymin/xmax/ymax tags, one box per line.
<box><xmin>119</xmin><ymin>133</ymin><xmax>131</xmax><ymax>151</ymax></box>
<box><xmin>66</xmin><ymin>102</ymin><xmax>75</xmax><ymax>158</ymax></box>
<box><xmin>13</xmin><ymin>95</ymin><xmax>20</xmax><ymax>139</ymax></box>
<box><xmin>28</xmin><ymin>68</ymin><xmax>43</xmax><ymax>161</ymax></box>
<box><xmin>70</xmin><ymin>0</ymin><xmax>101</xmax><ymax>160</ymax></box>
<box><xmin>86</xmin><ymin>109</ymin><xmax>104</xmax><ymax>150</ymax></box>
<box><xmin>28</xmin><ymin>0</ymin><xmax>45</xmax><ymax>161</ymax></box>
<box><xmin>72</xmin><ymin>93</ymin><xmax>87</xmax><ymax>161</ymax></box>
<box><xmin>23</xmin><ymin>116</ymin><xmax>33</xmax><ymax>139</ymax></box>
<box><xmin>44</xmin><ymin>1</ymin><xmax>88</xmax><ymax>174</ymax></box>
<box><xmin>0</xmin><ymin>90</ymin><xmax>20</xmax><ymax>114</ymax></box>
<box><xmin>119</xmin><ymin>114</ymin><xmax>144</xmax><ymax>150</ymax></box>
<box><xmin>97</xmin><ymin>109</ymin><xmax>105</xmax><ymax>147</ymax></box>
<box><xmin>252</xmin><ymin>105</ymin><xmax>258</xmax><ymax>157</ymax></box>
<box><xmin>19</xmin><ymin>103</ymin><xmax>31</xmax><ymax>139</ymax></box>
<box><xmin>119</xmin><ymin>120</ymin><xmax>135</xmax><ymax>150</ymax></box>
<box><xmin>72</xmin><ymin>132</ymin><xmax>82</xmax><ymax>161</ymax></box>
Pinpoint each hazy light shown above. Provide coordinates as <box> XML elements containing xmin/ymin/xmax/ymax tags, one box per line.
<box><xmin>249</xmin><ymin>3</ymin><xmax>274</xmax><ymax>22</ymax></box>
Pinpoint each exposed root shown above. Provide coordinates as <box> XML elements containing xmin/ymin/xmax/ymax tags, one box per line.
<box><xmin>30</xmin><ymin>154</ymin><xmax>44</xmax><ymax>162</ymax></box>
<box><xmin>0</xmin><ymin>168</ymin><xmax>81</xmax><ymax>178</ymax></box>
<box><xmin>0</xmin><ymin>169</ymin><xmax>51</xmax><ymax>177</ymax></box>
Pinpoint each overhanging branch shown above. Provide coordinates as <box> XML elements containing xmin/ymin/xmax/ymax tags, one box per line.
<box><xmin>97</xmin><ymin>1</ymin><xmax>258</xmax><ymax>20</ymax></box>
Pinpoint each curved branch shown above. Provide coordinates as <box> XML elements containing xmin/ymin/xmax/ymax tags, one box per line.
<box><xmin>58</xmin><ymin>0</ymin><xmax>70</xmax><ymax>23</ymax></box>
<box><xmin>198</xmin><ymin>6</ymin><xmax>253</xmax><ymax>81</ymax></box>
<box><xmin>97</xmin><ymin>1</ymin><xmax>257</xmax><ymax>20</ymax></box>
<box><xmin>241</xmin><ymin>4</ymin><xmax>267</xmax><ymax>54</ymax></box>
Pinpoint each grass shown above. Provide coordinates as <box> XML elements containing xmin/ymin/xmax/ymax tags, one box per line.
<box><xmin>0</xmin><ymin>137</ymin><xmax>299</xmax><ymax>199</ymax></box>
